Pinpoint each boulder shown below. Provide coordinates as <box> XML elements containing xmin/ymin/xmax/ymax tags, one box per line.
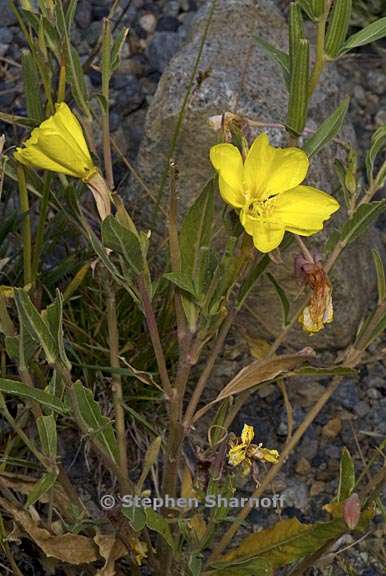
<box><xmin>131</xmin><ymin>0</ymin><xmax>384</xmax><ymax>349</ymax></box>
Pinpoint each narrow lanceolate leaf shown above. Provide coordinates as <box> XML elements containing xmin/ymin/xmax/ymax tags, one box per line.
<box><xmin>335</xmin><ymin>201</ymin><xmax>386</xmax><ymax>248</ymax></box>
<box><xmin>372</xmin><ymin>248</ymin><xmax>386</xmax><ymax>303</ymax></box>
<box><xmin>111</xmin><ymin>27</ymin><xmax>129</xmax><ymax>72</ymax></box>
<box><xmin>292</xmin><ymin>366</ymin><xmax>356</xmax><ymax>377</ymax></box>
<box><xmin>339</xmin><ymin>17</ymin><xmax>386</xmax><ymax>54</ymax></box>
<box><xmin>101</xmin><ymin>215</ymin><xmax>144</xmax><ymax>274</ymax></box>
<box><xmin>303</xmin><ymin>98</ymin><xmax>350</xmax><ymax>157</ymax></box>
<box><xmin>210</xmin><ymin>557</ymin><xmax>273</xmax><ymax>576</ymax></box>
<box><xmin>37</xmin><ymin>415</ymin><xmax>57</xmax><ymax>458</ymax></box>
<box><xmin>325</xmin><ymin>0</ymin><xmax>352</xmax><ymax>59</ymax></box>
<box><xmin>193</xmin><ymin>350</ymin><xmax>315</xmax><ymax>422</ymax></box>
<box><xmin>15</xmin><ymin>289</ymin><xmax>58</xmax><ymax>364</ymax></box>
<box><xmin>45</xmin><ymin>290</ymin><xmax>71</xmax><ymax>370</ymax></box>
<box><xmin>71</xmin><ymin>381</ymin><xmax>119</xmax><ymax>463</ymax></box>
<box><xmin>21</xmin><ymin>51</ymin><xmax>43</xmax><ymax>122</ymax></box>
<box><xmin>0</xmin><ymin>379</ymin><xmax>66</xmax><ymax>414</ymax></box>
<box><xmin>287</xmin><ymin>39</ymin><xmax>309</xmax><ymax>136</ymax></box>
<box><xmin>267</xmin><ymin>272</ymin><xmax>290</xmax><ymax>326</ymax></box>
<box><xmin>337</xmin><ymin>448</ymin><xmax>355</xmax><ymax>502</ymax></box>
<box><xmin>256</xmin><ymin>37</ymin><xmax>290</xmax><ymax>88</ymax></box>
<box><xmin>212</xmin><ymin>517</ymin><xmax>346</xmax><ymax>570</ymax></box>
<box><xmin>25</xmin><ymin>472</ymin><xmax>57</xmax><ymax>508</ymax></box>
<box><xmin>297</xmin><ymin>0</ymin><xmax>325</xmax><ymax>22</ymax></box>
<box><xmin>236</xmin><ymin>254</ymin><xmax>270</xmax><ymax>309</ymax></box>
<box><xmin>180</xmin><ymin>180</ymin><xmax>214</xmax><ymax>281</ymax></box>
<box><xmin>289</xmin><ymin>3</ymin><xmax>304</xmax><ymax>73</ymax></box>
<box><xmin>163</xmin><ymin>271</ymin><xmax>197</xmax><ymax>297</ymax></box>
<box><xmin>365</xmin><ymin>126</ymin><xmax>386</xmax><ymax>184</ymax></box>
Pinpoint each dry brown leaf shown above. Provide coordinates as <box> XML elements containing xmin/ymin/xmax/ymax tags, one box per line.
<box><xmin>192</xmin><ymin>349</ymin><xmax>315</xmax><ymax>423</ymax></box>
<box><xmin>95</xmin><ymin>533</ymin><xmax>128</xmax><ymax>576</ymax></box>
<box><xmin>0</xmin><ymin>497</ymin><xmax>98</xmax><ymax>565</ymax></box>
<box><xmin>0</xmin><ymin>472</ymin><xmax>71</xmax><ymax>511</ymax></box>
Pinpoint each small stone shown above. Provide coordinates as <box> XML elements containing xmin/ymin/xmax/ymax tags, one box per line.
<box><xmin>325</xmin><ymin>445</ymin><xmax>340</xmax><ymax>460</ymax></box>
<box><xmin>354</xmin><ymin>400</ymin><xmax>370</xmax><ymax>417</ymax></box>
<box><xmin>85</xmin><ymin>21</ymin><xmax>101</xmax><ymax>46</ymax></box>
<box><xmin>114</xmin><ymin>74</ymin><xmax>144</xmax><ymax>113</ymax></box>
<box><xmin>367</xmin><ymin>70</ymin><xmax>386</xmax><ymax>95</ymax></box>
<box><xmin>139</xmin><ymin>13</ymin><xmax>157</xmax><ymax>33</ymax></box>
<box><xmin>157</xmin><ymin>15</ymin><xmax>181</xmax><ymax>32</ymax></box>
<box><xmin>322</xmin><ymin>417</ymin><xmax>342</xmax><ymax>439</ymax></box>
<box><xmin>353</xmin><ymin>84</ymin><xmax>366</xmax><ymax>106</ymax></box>
<box><xmin>282</xmin><ymin>481</ymin><xmax>309</xmax><ymax>510</ymax></box>
<box><xmin>0</xmin><ymin>43</ymin><xmax>8</xmax><ymax>57</ymax></box>
<box><xmin>0</xmin><ymin>1</ymin><xmax>17</xmax><ymax>25</ymax></box>
<box><xmin>375</xmin><ymin>108</ymin><xmax>386</xmax><ymax>127</ymax></box>
<box><xmin>334</xmin><ymin>379</ymin><xmax>359</xmax><ymax>410</ymax></box>
<box><xmin>298</xmin><ymin>438</ymin><xmax>319</xmax><ymax>460</ymax></box>
<box><xmin>310</xmin><ymin>480</ymin><xmax>326</xmax><ymax>497</ymax></box>
<box><xmin>295</xmin><ymin>457</ymin><xmax>311</xmax><ymax>476</ymax></box>
<box><xmin>164</xmin><ymin>0</ymin><xmax>181</xmax><ymax>17</ymax></box>
<box><xmin>75</xmin><ymin>0</ymin><xmax>92</xmax><ymax>29</ymax></box>
<box><xmin>367</xmin><ymin>388</ymin><xmax>381</xmax><ymax>400</ymax></box>
<box><xmin>147</xmin><ymin>32</ymin><xmax>181</xmax><ymax>73</ymax></box>
<box><xmin>0</xmin><ymin>27</ymin><xmax>13</xmax><ymax>44</ymax></box>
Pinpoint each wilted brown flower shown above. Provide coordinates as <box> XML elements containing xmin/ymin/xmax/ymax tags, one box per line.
<box><xmin>296</xmin><ymin>254</ymin><xmax>333</xmax><ymax>333</ymax></box>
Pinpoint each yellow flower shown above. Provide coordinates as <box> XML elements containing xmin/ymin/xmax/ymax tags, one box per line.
<box><xmin>14</xmin><ymin>102</ymin><xmax>97</xmax><ymax>181</ymax></box>
<box><xmin>210</xmin><ymin>133</ymin><xmax>339</xmax><ymax>253</ymax></box>
<box><xmin>228</xmin><ymin>424</ymin><xmax>279</xmax><ymax>476</ymax></box>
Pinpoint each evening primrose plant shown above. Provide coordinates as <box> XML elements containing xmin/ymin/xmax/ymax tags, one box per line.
<box><xmin>0</xmin><ymin>1</ymin><xmax>385</xmax><ymax>576</ymax></box>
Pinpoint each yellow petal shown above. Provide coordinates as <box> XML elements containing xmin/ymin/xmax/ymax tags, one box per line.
<box><xmin>275</xmin><ymin>186</ymin><xmax>339</xmax><ymax>234</ymax></box>
<box><xmin>241</xmin><ymin>424</ymin><xmax>254</xmax><ymax>445</ymax></box>
<box><xmin>258</xmin><ymin>448</ymin><xmax>280</xmax><ymax>463</ymax></box>
<box><xmin>244</xmin><ymin>133</ymin><xmax>309</xmax><ymax>200</ymax></box>
<box><xmin>228</xmin><ymin>445</ymin><xmax>246</xmax><ymax>467</ymax></box>
<box><xmin>210</xmin><ymin>143</ymin><xmax>245</xmax><ymax>208</ymax></box>
<box><xmin>241</xmin><ymin>211</ymin><xmax>285</xmax><ymax>253</ymax></box>
<box><xmin>14</xmin><ymin>103</ymin><xmax>96</xmax><ymax>181</ymax></box>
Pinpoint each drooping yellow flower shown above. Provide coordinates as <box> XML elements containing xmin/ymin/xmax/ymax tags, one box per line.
<box><xmin>15</xmin><ymin>103</ymin><xmax>111</xmax><ymax>220</ymax></box>
<box><xmin>15</xmin><ymin>102</ymin><xmax>97</xmax><ymax>181</ymax></box>
<box><xmin>228</xmin><ymin>424</ymin><xmax>279</xmax><ymax>476</ymax></box>
<box><xmin>210</xmin><ymin>133</ymin><xmax>339</xmax><ymax>253</ymax></box>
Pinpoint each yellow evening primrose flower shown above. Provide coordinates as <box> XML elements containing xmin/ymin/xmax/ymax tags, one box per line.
<box><xmin>210</xmin><ymin>133</ymin><xmax>340</xmax><ymax>253</ymax></box>
<box><xmin>228</xmin><ymin>424</ymin><xmax>279</xmax><ymax>476</ymax></box>
<box><xmin>15</xmin><ymin>102</ymin><xmax>97</xmax><ymax>181</ymax></box>
<box><xmin>14</xmin><ymin>103</ymin><xmax>111</xmax><ymax>220</ymax></box>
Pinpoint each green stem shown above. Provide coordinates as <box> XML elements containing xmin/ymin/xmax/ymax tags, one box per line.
<box><xmin>16</xmin><ymin>164</ymin><xmax>32</xmax><ymax>287</ymax></box>
<box><xmin>308</xmin><ymin>10</ymin><xmax>327</xmax><ymax>96</ymax></box>
<box><xmin>32</xmin><ymin>173</ymin><xmax>52</xmax><ymax>283</ymax></box>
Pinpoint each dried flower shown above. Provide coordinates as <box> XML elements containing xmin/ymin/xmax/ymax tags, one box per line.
<box><xmin>228</xmin><ymin>424</ymin><xmax>279</xmax><ymax>476</ymax></box>
<box><xmin>296</xmin><ymin>255</ymin><xmax>334</xmax><ymax>333</ymax></box>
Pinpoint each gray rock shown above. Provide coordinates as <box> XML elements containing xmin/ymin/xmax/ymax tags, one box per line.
<box><xmin>0</xmin><ymin>1</ymin><xmax>17</xmax><ymax>26</ymax></box>
<box><xmin>75</xmin><ymin>0</ymin><xmax>92</xmax><ymax>29</ymax></box>
<box><xmin>147</xmin><ymin>32</ymin><xmax>182</xmax><ymax>72</ymax></box>
<box><xmin>334</xmin><ymin>379</ymin><xmax>360</xmax><ymax>410</ymax></box>
<box><xmin>281</xmin><ymin>480</ymin><xmax>309</xmax><ymax>510</ymax></box>
<box><xmin>0</xmin><ymin>27</ymin><xmax>13</xmax><ymax>44</ymax></box>
<box><xmin>132</xmin><ymin>0</ymin><xmax>385</xmax><ymax>350</ymax></box>
<box><xmin>114</xmin><ymin>74</ymin><xmax>144</xmax><ymax>113</ymax></box>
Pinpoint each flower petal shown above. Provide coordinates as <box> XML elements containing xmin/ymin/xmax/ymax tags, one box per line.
<box><xmin>14</xmin><ymin>141</ymin><xmax>80</xmax><ymax>176</ymax></box>
<box><xmin>52</xmin><ymin>102</ymin><xmax>92</xmax><ymax>162</ymax></box>
<box><xmin>244</xmin><ymin>133</ymin><xmax>309</xmax><ymax>199</ymax></box>
<box><xmin>228</xmin><ymin>445</ymin><xmax>247</xmax><ymax>467</ymax></box>
<box><xmin>241</xmin><ymin>211</ymin><xmax>285</xmax><ymax>253</ymax></box>
<box><xmin>275</xmin><ymin>185</ymin><xmax>340</xmax><ymax>234</ymax></box>
<box><xmin>210</xmin><ymin>143</ymin><xmax>245</xmax><ymax>208</ymax></box>
<box><xmin>241</xmin><ymin>424</ymin><xmax>254</xmax><ymax>445</ymax></box>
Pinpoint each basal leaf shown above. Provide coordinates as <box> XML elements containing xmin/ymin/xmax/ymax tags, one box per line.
<box><xmin>337</xmin><ymin>448</ymin><xmax>355</xmax><ymax>502</ymax></box>
<box><xmin>144</xmin><ymin>508</ymin><xmax>176</xmax><ymax>550</ymax></box>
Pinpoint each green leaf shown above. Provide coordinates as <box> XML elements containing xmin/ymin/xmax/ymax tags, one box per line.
<box><xmin>111</xmin><ymin>28</ymin><xmax>129</xmax><ymax>71</ymax></box>
<box><xmin>303</xmin><ymin>98</ymin><xmax>350</xmax><ymax>157</ymax></box>
<box><xmin>144</xmin><ymin>508</ymin><xmax>176</xmax><ymax>550</ymax></box>
<box><xmin>163</xmin><ymin>271</ymin><xmax>197</xmax><ymax>297</ymax></box>
<box><xmin>210</xmin><ymin>558</ymin><xmax>273</xmax><ymax>576</ymax></box>
<box><xmin>289</xmin><ymin>3</ymin><xmax>304</xmax><ymax>73</ymax></box>
<box><xmin>334</xmin><ymin>201</ymin><xmax>386</xmax><ymax>248</ymax></box>
<box><xmin>71</xmin><ymin>380</ymin><xmax>119</xmax><ymax>463</ymax></box>
<box><xmin>0</xmin><ymin>379</ymin><xmax>66</xmax><ymax>414</ymax></box>
<box><xmin>337</xmin><ymin>448</ymin><xmax>355</xmax><ymax>502</ymax></box>
<box><xmin>122</xmin><ymin>505</ymin><xmax>146</xmax><ymax>532</ymax></box>
<box><xmin>45</xmin><ymin>290</ymin><xmax>71</xmax><ymax>370</ymax></box>
<box><xmin>25</xmin><ymin>472</ymin><xmax>57</xmax><ymax>508</ymax></box>
<box><xmin>297</xmin><ymin>0</ymin><xmax>325</xmax><ymax>21</ymax></box>
<box><xmin>21</xmin><ymin>50</ymin><xmax>43</xmax><ymax>122</ymax></box>
<box><xmin>256</xmin><ymin>37</ymin><xmax>290</xmax><ymax>88</ymax></box>
<box><xmin>325</xmin><ymin>0</ymin><xmax>352</xmax><ymax>58</ymax></box>
<box><xmin>287</xmin><ymin>39</ymin><xmax>310</xmax><ymax>135</ymax></box>
<box><xmin>101</xmin><ymin>215</ymin><xmax>144</xmax><ymax>274</ymax></box>
<box><xmin>365</xmin><ymin>125</ymin><xmax>386</xmax><ymax>183</ymax></box>
<box><xmin>372</xmin><ymin>248</ymin><xmax>385</xmax><ymax>303</ymax></box>
<box><xmin>65</xmin><ymin>0</ymin><xmax>78</xmax><ymax>31</ymax></box>
<box><xmin>212</xmin><ymin>517</ymin><xmax>346</xmax><ymax>570</ymax></box>
<box><xmin>14</xmin><ymin>289</ymin><xmax>58</xmax><ymax>364</ymax></box>
<box><xmin>37</xmin><ymin>415</ymin><xmax>57</xmax><ymax>458</ymax></box>
<box><xmin>266</xmin><ymin>272</ymin><xmax>290</xmax><ymax>326</ymax></box>
<box><xmin>236</xmin><ymin>255</ymin><xmax>270</xmax><ymax>309</ymax></box>
<box><xmin>339</xmin><ymin>17</ymin><xmax>386</xmax><ymax>54</ymax></box>
<box><xmin>180</xmin><ymin>180</ymin><xmax>214</xmax><ymax>281</ymax></box>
